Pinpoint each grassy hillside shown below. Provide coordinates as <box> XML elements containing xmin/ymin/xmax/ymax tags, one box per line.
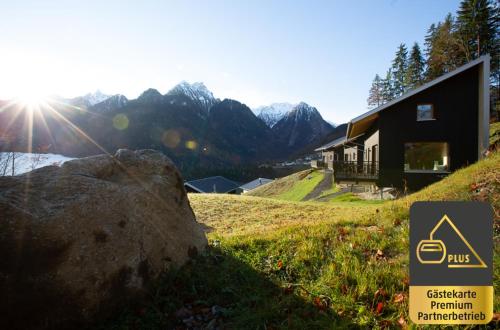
<box><xmin>105</xmin><ymin>152</ymin><xmax>499</xmax><ymax>329</ymax></box>
<box><xmin>191</xmin><ymin>194</ymin><xmax>381</xmax><ymax>236</ymax></box>
<box><xmin>273</xmin><ymin>170</ymin><xmax>325</xmax><ymax>201</ymax></box>
<box><xmin>248</xmin><ymin>169</ymin><xmax>323</xmax><ymax>201</ymax></box>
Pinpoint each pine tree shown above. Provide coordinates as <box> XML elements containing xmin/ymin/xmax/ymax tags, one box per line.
<box><xmin>424</xmin><ymin>23</ymin><xmax>440</xmax><ymax>80</ymax></box>
<box><xmin>381</xmin><ymin>69</ymin><xmax>395</xmax><ymax>103</ymax></box>
<box><xmin>457</xmin><ymin>0</ymin><xmax>499</xmax><ymax>111</ymax></box>
<box><xmin>424</xmin><ymin>24</ymin><xmax>438</xmax><ymax>56</ymax></box>
<box><xmin>406</xmin><ymin>42</ymin><xmax>425</xmax><ymax>89</ymax></box>
<box><xmin>391</xmin><ymin>43</ymin><xmax>408</xmax><ymax>96</ymax></box>
<box><xmin>367</xmin><ymin>74</ymin><xmax>384</xmax><ymax>108</ymax></box>
<box><xmin>457</xmin><ymin>0</ymin><xmax>498</xmax><ymax>59</ymax></box>
<box><xmin>425</xmin><ymin>14</ymin><xmax>467</xmax><ymax>81</ymax></box>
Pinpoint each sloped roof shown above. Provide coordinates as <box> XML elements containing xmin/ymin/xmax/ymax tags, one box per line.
<box><xmin>185</xmin><ymin>176</ymin><xmax>240</xmax><ymax>193</ymax></box>
<box><xmin>314</xmin><ymin>136</ymin><xmax>346</xmax><ymax>151</ymax></box>
<box><xmin>347</xmin><ymin>55</ymin><xmax>490</xmax><ymax>138</ymax></box>
<box><xmin>240</xmin><ymin>178</ymin><xmax>273</xmax><ymax>191</ymax></box>
<box><xmin>315</xmin><ymin>133</ymin><xmax>365</xmax><ymax>151</ymax></box>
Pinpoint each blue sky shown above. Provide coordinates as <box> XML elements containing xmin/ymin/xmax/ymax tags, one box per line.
<box><xmin>1</xmin><ymin>0</ymin><xmax>461</xmax><ymax>123</ymax></box>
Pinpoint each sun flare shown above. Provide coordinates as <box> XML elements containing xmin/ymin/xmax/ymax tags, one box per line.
<box><xmin>15</xmin><ymin>91</ymin><xmax>49</xmax><ymax>110</ymax></box>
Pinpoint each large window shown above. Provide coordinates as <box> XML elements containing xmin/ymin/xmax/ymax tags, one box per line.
<box><xmin>417</xmin><ymin>104</ymin><xmax>435</xmax><ymax>121</ymax></box>
<box><xmin>404</xmin><ymin>142</ymin><xmax>449</xmax><ymax>172</ymax></box>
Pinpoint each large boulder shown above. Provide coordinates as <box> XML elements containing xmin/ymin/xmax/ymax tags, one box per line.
<box><xmin>0</xmin><ymin>149</ymin><xmax>207</xmax><ymax>329</ymax></box>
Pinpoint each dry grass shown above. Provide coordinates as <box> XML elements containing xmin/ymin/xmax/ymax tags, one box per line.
<box><xmin>490</xmin><ymin>121</ymin><xmax>500</xmax><ymax>147</ymax></box>
<box><xmin>107</xmin><ymin>150</ymin><xmax>500</xmax><ymax>329</ymax></box>
<box><xmin>191</xmin><ymin>152</ymin><xmax>500</xmax><ymax>237</ymax></box>
<box><xmin>189</xmin><ymin>193</ymin><xmax>380</xmax><ymax>236</ymax></box>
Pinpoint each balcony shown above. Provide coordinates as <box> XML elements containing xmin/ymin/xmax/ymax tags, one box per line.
<box><xmin>333</xmin><ymin>161</ymin><xmax>379</xmax><ymax>181</ymax></box>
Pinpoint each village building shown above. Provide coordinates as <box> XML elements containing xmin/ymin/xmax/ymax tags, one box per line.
<box><xmin>315</xmin><ymin>55</ymin><xmax>490</xmax><ymax>191</ymax></box>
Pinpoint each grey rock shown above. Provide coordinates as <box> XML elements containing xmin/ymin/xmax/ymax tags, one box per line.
<box><xmin>0</xmin><ymin>149</ymin><xmax>207</xmax><ymax>329</ymax></box>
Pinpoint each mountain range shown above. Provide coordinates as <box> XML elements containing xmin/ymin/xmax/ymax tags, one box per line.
<box><xmin>254</xmin><ymin>103</ymin><xmax>295</xmax><ymax>128</ymax></box>
<box><xmin>0</xmin><ymin>82</ymin><xmax>336</xmax><ymax>178</ymax></box>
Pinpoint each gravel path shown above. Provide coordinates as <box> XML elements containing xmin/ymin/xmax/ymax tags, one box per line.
<box><xmin>302</xmin><ymin>171</ymin><xmax>334</xmax><ymax>201</ymax></box>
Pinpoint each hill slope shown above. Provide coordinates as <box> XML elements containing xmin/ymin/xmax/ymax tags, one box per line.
<box><xmin>104</xmin><ymin>152</ymin><xmax>499</xmax><ymax>329</ymax></box>
<box><xmin>247</xmin><ymin>169</ymin><xmax>315</xmax><ymax>199</ymax></box>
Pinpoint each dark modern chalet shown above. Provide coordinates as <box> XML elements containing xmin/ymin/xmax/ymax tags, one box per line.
<box><xmin>316</xmin><ymin>55</ymin><xmax>490</xmax><ymax>190</ymax></box>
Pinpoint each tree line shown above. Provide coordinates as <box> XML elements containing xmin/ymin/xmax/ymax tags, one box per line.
<box><xmin>367</xmin><ymin>0</ymin><xmax>499</xmax><ymax>115</ymax></box>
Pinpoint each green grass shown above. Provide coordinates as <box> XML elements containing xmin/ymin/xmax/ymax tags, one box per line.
<box><xmin>247</xmin><ymin>169</ymin><xmax>314</xmax><ymax>198</ymax></box>
<box><xmin>248</xmin><ymin>169</ymin><xmax>326</xmax><ymax>201</ymax></box>
<box><xmin>102</xmin><ymin>152</ymin><xmax>500</xmax><ymax>329</ymax></box>
<box><xmin>326</xmin><ymin>192</ymin><xmax>361</xmax><ymax>202</ymax></box>
<box><xmin>274</xmin><ymin>170</ymin><xmax>324</xmax><ymax>201</ymax></box>
<box><xmin>316</xmin><ymin>182</ymin><xmax>340</xmax><ymax>198</ymax></box>
<box><xmin>326</xmin><ymin>192</ymin><xmax>385</xmax><ymax>205</ymax></box>
<box><xmin>490</xmin><ymin>121</ymin><xmax>500</xmax><ymax>147</ymax></box>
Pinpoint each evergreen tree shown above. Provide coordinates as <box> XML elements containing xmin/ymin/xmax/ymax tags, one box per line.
<box><xmin>406</xmin><ymin>42</ymin><xmax>425</xmax><ymax>89</ymax></box>
<box><xmin>367</xmin><ymin>74</ymin><xmax>384</xmax><ymax>108</ymax></box>
<box><xmin>424</xmin><ymin>23</ymin><xmax>440</xmax><ymax>80</ymax></box>
<box><xmin>425</xmin><ymin>14</ymin><xmax>467</xmax><ymax>81</ymax></box>
<box><xmin>457</xmin><ymin>0</ymin><xmax>499</xmax><ymax>112</ymax></box>
<box><xmin>381</xmin><ymin>69</ymin><xmax>395</xmax><ymax>103</ymax></box>
<box><xmin>391</xmin><ymin>43</ymin><xmax>409</xmax><ymax>96</ymax></box>
<box><xmin>424</xmin><ymin>23</ymin><xmax>438</xmax><ymax>56</ymax></box>
<box><xmin>457</xmin><ymin>0</ymin><xmax>498</xmax><ymax>59</ymax></box>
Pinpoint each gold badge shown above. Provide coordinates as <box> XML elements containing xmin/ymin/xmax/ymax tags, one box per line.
<box><xmin>409</xmin><ymin>202</ymin><xmax>493</xmax><ymax>325</ymax></box>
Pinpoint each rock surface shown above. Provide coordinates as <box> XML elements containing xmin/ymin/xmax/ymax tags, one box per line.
<box><xmin>0</xmin><ymin>149</ymin><xmax>207</xmax><ymax>329</ymax></box>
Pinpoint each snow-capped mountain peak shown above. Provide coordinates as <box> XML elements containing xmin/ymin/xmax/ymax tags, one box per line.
<box><xmin>92</xmin><ymin>94</ymin><xmax>128</xmax><ymax>111</ymax></box>
<box><xmin>82</xmin><ymin>90</ymin><xmax>111</xmax><ymax>106</ymax></box>
<box><xmin>272</xmin><ymin>101</ymin><xmax>334</xmax><ymax>148</ymax></box>
<box><xmin>167</xmin><ymin>81</ymin><xmax>218</xmax><ymax>112</ymax></box>
<box><xmin>254</xmin><ymin>102</ymin><xmax>295</xmax><ymax>128</ymax></box>
<box><xmin>286</xmin><ymin>102</ymin><xmax>321</xmax><ymax>121</ymax></box>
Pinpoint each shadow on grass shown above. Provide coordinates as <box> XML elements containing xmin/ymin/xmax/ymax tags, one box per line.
<box><xmin>98</xmin><ymin>246</ymin><xmax>350</xmax><ymax>330</ymax></box>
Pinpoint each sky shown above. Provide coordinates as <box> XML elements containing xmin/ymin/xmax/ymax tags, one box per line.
<box><xmin>0</xmin><ymin>0</ymin><xmax>461</xmax><ymax>123</ymax></box>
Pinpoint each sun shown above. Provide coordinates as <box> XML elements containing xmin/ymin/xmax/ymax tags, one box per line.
<box><xmin>15</xmin><ymin>90</ymin><xmax>50</xmax><ymax>110</ymax></box>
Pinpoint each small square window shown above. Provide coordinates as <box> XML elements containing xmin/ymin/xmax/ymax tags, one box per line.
<box><xmin>417</xmin><ymin>104</ymin><xmax>434</xmax><ymax>121</ymax></box>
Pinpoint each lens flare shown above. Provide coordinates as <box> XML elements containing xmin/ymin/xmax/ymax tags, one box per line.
<box><xmin>113</xmin><ymin>114</ymin><xmax>129</xmax><ymax>130</ymax></box>
<box><xmin>185</xmin><ymin>140</ymin><xmax>197</xmax><ymax>150</ymax></box>
<box><xmin>13</xmin><ymin>95</ymin><xmax>49</xmax><ymax>117</ymax></box>
<box><xmin>162</xmin><ymin>129</ymin><xmax>181</xmax><ymax>148</ymax></box>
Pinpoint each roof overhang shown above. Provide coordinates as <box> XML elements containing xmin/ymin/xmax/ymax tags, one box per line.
<box><xmin>316</xmin><ymin>134</ymin><xmax>365</xmax><ymax>152</ymax></box>
<box><xmin>346</xmin><ymin>114</ymin><xmax>378</xmax><ymax>139</ymax></box>
<box><xmin>314</xmin><ymin>137</ymin><xmax>347</xmax><ymax>151</ymax></box>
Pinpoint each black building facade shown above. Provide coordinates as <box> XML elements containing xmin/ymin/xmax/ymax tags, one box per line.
<box><xmin>317</xmin><ymin>55</ymin><xmax>490</xmax><ymax>191</ymax></box>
